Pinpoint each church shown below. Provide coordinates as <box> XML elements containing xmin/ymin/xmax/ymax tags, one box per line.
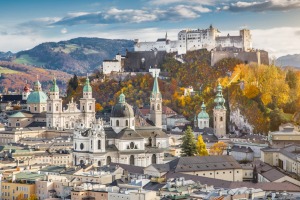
<box><xmin>72</xmin><ymin>75</ymin><xmax>169</xmax><ymax>167</ymax></box>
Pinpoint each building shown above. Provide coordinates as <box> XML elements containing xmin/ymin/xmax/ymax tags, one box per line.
<box><xmin>73</xmin><ymin>77</ymin><xmax>169</xmax><ymax>167</ymax></box>
<box><xmin>194</xmin><ymin>102</ymin><xmax>209</xmax><ymax>129</ymax></box>
<box><xmin>261</xmin><ymin>144</ymin><xmax>300</xmax><ymax>176</ymax></box>
<box><xmin>1</xmin><ymin>172</ymin><xmax>45</xmax><ymax>200</ymax></box>
<box><xmin>47</xmin><ymin>77</ymin><xmax>95</xmax><ymax>129</ymax></box>
<box><xmin>268</xmin><ymin>124</ymin><xmax>300</xmax><ymax>148</ymax></box>
<box><xmin>134</xmin><ymin>26</ymin><xmax>252</xmax><ymax>55</ymax></box>
<box><xmin>7</xmin><ymin>80</ymin><xmax>48</xmax><ymax>128</ymax></box>
<box><xmin>102</xmin><ymin>54</ymin><xmax>125</xmax><ymax>75</ymax></box>
<box><xmin>213</xmin><ymin>83</ymin><xmax>227</xmax><ymax>137</ymax></box>
<box><xmin>144</xmin><ymin>155</ymin><xmax>243</xmax><ymax>182</ymax></box>
<box><xmin>231</xmin><ymin>145</ymin><xmax>254</xmax><ymax>161</ymax></box>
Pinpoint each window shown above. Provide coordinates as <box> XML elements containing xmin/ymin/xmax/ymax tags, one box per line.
<box><xmin>80</xmin><ymin>143</ymin><xmax>84</xmax><ymax>150</ymax></box>
<box><xmin>152</xmin><ymin>104</ymin><xmax>154</xmax><ymax>110</ymax></box>
<box><xmin>91</xmin><ymin>140</ymin><xmax>93</xmax><ymax>148</ymax></box>
<box><xmin>16</xmin><ymin>123</ymin><xmax>20</xmax><ymax>127</ymax></box>
<box><xmin>56</xmin><ymin>106</ymin><xmax>58</xmax><ymax>111</ymax></box>
<box><xmin>157</xmin><ymin>104</ymin><xmax>160</xmax><ymax>110</ymax></box>
<box><xmin>130</xmin><ymin>142</ymin><xmax>135</xmax><ymax>149</ymax></box>
<box><xmin>220</xmin><ymin>117</ymin><xmax>223</xmax><ymax>121</ymax></box>
<box><xmin>98</xmin><ymin>140</ymin><xmax>101</xmax><ymax>149</ymax></box>
<box><xmin>116</xmin><ymin>120</ymin><xmax>119</xmax><ymax>127</ymax></box>
<box><xmin>89</xmin><ymin>105</ymin><xmax>92</xmax><ymax>110</ymax></box>
<box><xmin>34</xmin><ymin>107</ymin><xmax>37</xmax><ymax>111</ymax></box>
<box><xmin>126</xmin><ymin>120</ymin><xmax>128</xmax><ymax>126</ymax></box>
<box><xmin>83</xmin><ymin>106</ymin><xmax>85</xmax><ymax>111</ymax></box>
<box><xmin>49</xmin><ymin>106</ymin><xmax>51</xmax><ymax>111</ymax></box>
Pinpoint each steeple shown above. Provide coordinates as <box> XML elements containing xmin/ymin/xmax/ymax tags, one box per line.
<box><xmin>152</xmin><ymin>75</ymin><xmax>161</xmax><ymax>98</ymax></box>
<box><xmin>214</xmin><ymin>83</ymin><xmax>226</xmax><ymax>109</ymax></box>
<box><xmin>196</xmin><ymin>102</ymin><xmax>209</xmax><ymax>129</ymax></box>
<box><xmin>150</xmin><ymin>75</ymin><xmax>162</xmax><ymax>128</ymax></box>
<box><xmin>50</xmin><ymin>78</ymin><xmax>59</xmax><ymax>93</ymax></box>
<box><xmin>83</xmin><ymin>76</ymin><xmax>92</xmax><ymax>93</ymax></box>
<box><xmin>118</xmin><ymin>91</ymin><xmax>126</xmax><ymax>103</ymax></box>
<box><xmin>213</xmin><ymin>82</ymin><xmax>227</xmax><ymax>137</ymax></box>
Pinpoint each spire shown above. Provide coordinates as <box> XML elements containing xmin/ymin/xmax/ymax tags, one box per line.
<box><xmin>165</xmin><ymin>32</ymin><xmax>168</xmax><ymax>39</ymax></box>
<box><xmin>201</xmin><ymin>102</ymin><xmax>206</xmax><ymax>111</ymax></box>
<box><xmin>50</xmin><ymin>77</ymin><xmax>59</xmax><ymax>92</ymax></box>
<box><xmin>198</xmin><ymin>101</ymin><xmax>209</xmax><ymax>119</ymax></box>
<box><xmin>118</xmin><ymin>91</ymin><xmax>126</xmax><ymax>103</ymax></box>
<box><xmin>152</xmin><ymin>75</ymin><xmax>160</xmax><ymax>95</ymax></box>
<box><xmin>83</xmin><ymin>76</ymin><xmax>92</xmax><ymax>92</ymax></box>
<box><xmin>34</xmin><ymin>76</ymin><xmax>42</xmax><ymax>91</ymax></box>
<box><xmin>214</xmin><ymin>82</ymin><xmax>226</xmax><ymax>109</ymax></box>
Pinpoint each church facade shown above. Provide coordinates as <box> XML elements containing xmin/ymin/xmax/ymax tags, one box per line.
<box><xmin>72</xmin><ymin>77</ymin><xmax>169</xmax><ymax>167</ymax></box>
<box><xmin>46</xmin><ymin>77</ymin><xmax>95</xmax><ymax>129</ymax></box>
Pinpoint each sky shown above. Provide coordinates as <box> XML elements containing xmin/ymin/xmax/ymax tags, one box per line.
<box><xmin>0</xmin><ymin>0</ymin><xmax>300</xmax><ymax>57</ymax></box>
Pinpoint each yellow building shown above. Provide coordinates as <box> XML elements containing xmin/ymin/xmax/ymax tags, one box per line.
<box><xmin>1</xmin><ymin>172</ymin><xmax>45</xmax><ymax>200</ymax></box>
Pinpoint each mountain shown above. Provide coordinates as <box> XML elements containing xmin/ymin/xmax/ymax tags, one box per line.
<box><xmin>0</xmin><ymin>61</ymin><xmax>72</xmax><ymax>92</ymax></box>
<box><xmin>13</xmin><ymin>37</ymin><xmax>134</xmax><ymax>75</ymax></box>
<box><xmin>276</xmin><ymin>54</ymin><xmax>300</xmax><ymax>68</ymax></box>
<box><xmin>0</xmin><ymin>51</ymin><xmax>14</xmax><ymax>61</ymax></box>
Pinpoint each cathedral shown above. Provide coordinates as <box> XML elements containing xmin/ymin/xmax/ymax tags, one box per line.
<box><xmin>46</xmin><ymin>77</ymin><xmax>95</xmax><ymax>129</ymax></box>
<box><xmin>72</xmin><ymin>76</ymin><xmax>169</xmax><ymax>167</ymax></box>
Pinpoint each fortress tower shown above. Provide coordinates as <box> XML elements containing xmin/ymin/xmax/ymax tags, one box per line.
<box><xmin>150</xmin><ymin>75</ymin><xmax>162</xmax><ymax>128</ymax></box>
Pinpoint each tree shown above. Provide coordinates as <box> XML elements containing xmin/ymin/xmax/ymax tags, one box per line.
<box><xmin>95</xmin><ymin>103</ymin><xmax>103</xmax><ymax>112</ymax></box>
<box><xmin>16</xmin><ymin>193</ymin><xmax>26</xmax><ymax>200</ymax></box>
<box><xmin>209</xmin><ymin>141</ymin><xmax>227</xmax><ymax>155</ymax></box>
<box><xmin>28</xmin><ymin>194</ymin><xmax>38</xmax><ymax>200</ymax></box>
<box><xmin>181</xmin><ymin>126</ymin><xmax>197</xmax><ymax>156</ymax></box>
<box><xmin>196</xmin><ymin>135</ymin><xmax>209</xmax><ymax>156</ymax></box>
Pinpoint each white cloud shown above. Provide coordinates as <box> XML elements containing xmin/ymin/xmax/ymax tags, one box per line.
<box><xmin>61</xmin><ymin>28</ymin><xmax>68</xmax><ymax>34</ymax></box>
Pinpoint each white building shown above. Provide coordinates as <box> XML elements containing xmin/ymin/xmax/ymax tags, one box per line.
<box><xmin>194</xmin><ymin>102</ymin><xmax>209</xmax><ymax>129</ymax></box>
<box><xmin>46</xmin><ymin>77</ymin><xmax>95</xmax><ymax>129</ymax></box>
<box><xmin>73</xmin><ymin>78</ymin><xmax>169</xmax><ymax>167</ymax></box>
<box><xmin>134</xmin><ymin>26</ymin><xmax>252</xmax><ymax>55</ymax></box>
<box><xmin>102</xmin><ymin>54</ymin><xmax>124</xmax><ymax>74</ymax></box>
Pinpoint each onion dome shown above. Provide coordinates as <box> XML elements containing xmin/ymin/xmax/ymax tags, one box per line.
<box><xmin>111</xmin><ymin>92</ymin><xmax>134</xmax><ymax>118</ymax></box>
<box><xmin>198</xmin><ymin>102</ymin><xmax>209</xmax><ymax>119</ymax></box>
<box><xmin>214</xmin><ymin>83</ymin><xmax>226</xmax><ymax>109</ymax></box>
<box><xmin>50</xmin><ymin>78</ymin><xmax>59</xmax><ymax>92</ymax></box>
<box><xmin>83</xmin><ymin>77</ymin><xmax>92</xmax><ymax>92</ymax></box>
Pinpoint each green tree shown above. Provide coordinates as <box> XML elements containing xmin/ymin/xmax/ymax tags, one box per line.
<box><xmin>181</xmin><ymin>126</ymin><xmax>197</xmax><ymax>157</ymax></box>
<box><xmin>196</xmin><ymin>135</ymin><xmax>209</xmax><ymax>156</ymax></box>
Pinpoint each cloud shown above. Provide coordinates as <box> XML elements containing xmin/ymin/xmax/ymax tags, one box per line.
<box><xmin>61</xmin><ymin>28</ymin><xmax>68</xmax><ymax>34</ymax></box>
<box><xmin>150</xmin><ymin>0</ymin><xmax>215</xmax><ymax>6</ymax></box>
<box><xmin>53</xmin><ymin>5</ymin><xmax>211</xmax><ymax>26</ymax></box>
<box><xmin>225</xmin><ymin>0</ymin><xmax>300</xmax><ymax>12</ymax></box>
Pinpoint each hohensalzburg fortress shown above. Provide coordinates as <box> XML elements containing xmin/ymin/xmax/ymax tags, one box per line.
<box><xmin>134</xmin><ymin>25</ymin><xmax>252</xmax><ymax>54</ymax></box>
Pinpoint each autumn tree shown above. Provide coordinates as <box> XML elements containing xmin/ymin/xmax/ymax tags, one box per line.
<box><xmin>196</xmin><ymin>135</ymin><xmax>209</xmax><ymax>156</ymax></box>
<box><xmin>209</xmin><ymin>142</ymin><xmax>227</xmax><ymax>155</ymax></box>
<box><xmin>181</xmin><ymin>126</ymin><xmax>197</xmax><ymax>157</ymax></box>
<box><xmin>16</xmin><ymin>193</ymin><xmax>26</xmax><ymax>200</ymax></box>
<box><xmin>95</xmin><ymin>103</ymin><xmax>103</xmax><ymax>112</ymax></box>
<box><xmin>28</xmin><ymin>194</ymin><xmax>38</xmax><ymax>200</ymax></box>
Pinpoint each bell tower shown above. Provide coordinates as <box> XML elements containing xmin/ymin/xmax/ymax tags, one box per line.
<box><xmin>79</xmin><ymin>76</ymin><xmax>95</xmax><ymax>127</ymax></box>
<box><xmin>150</xmin><ymin>75</ymin><xmax>162</xmax><ymax>128</ymax></box>
<box><xmin>47</xmin><ymin>78</ymin><xmax>62</xmax><ymax>128</ymax></box>
<box><xmin>213</xmin><ymin>83</ymin><xmax>226</xmax><ymax>137</ymax></box>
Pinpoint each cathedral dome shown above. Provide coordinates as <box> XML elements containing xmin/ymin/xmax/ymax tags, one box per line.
<box><xmin>111</xmin><ymin>92</ymin><xmax>134</xmax><ymax>118</ymax></box>
<box><xmin>27</xmin><ymin>91</ymin><xmax>48</xmax><ymax>104</ymax></box>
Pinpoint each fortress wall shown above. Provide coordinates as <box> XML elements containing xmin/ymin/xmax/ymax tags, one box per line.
<box><xmin>211</xmin><ymin>51</ymin><xmax>269</xmax><ymax>66</ymax></box>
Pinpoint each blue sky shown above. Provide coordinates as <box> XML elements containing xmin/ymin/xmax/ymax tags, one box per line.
<box><xmin>0</xmin><ymin>0</ymin><xmax>300</xmax><ymax>57</ymax></box>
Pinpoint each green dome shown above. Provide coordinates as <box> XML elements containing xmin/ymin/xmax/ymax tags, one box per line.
<box><xmin>27</xmin><ymin>91</ymin><xmax>48</xmax><ymax>104</ymax></box>
<box><xmin>111</xmin><ymin>92</ymin><xmax>134</xmax><ymax>118</ymax></box>
<box><xmin>50</xmin><ymin>78</ymin><xmax>59</xmax><ymax>92</ymax></box>
<box><xmin>198</xmin><ymin>102</ymin><xmax>209</xmax><ymax>119</ymax></box>
<box><xmin>83</xmin><ymin>77</ymin><xmax>92</xmax><ymax>92</ymax></box>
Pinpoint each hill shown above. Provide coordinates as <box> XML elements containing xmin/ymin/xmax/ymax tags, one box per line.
<box><xmin>0</xmin><ymin>61</ymin><xmax>72</xmax><ymax>92</ymax></box>
<box><xmin>14</xmin><ymin>38</ymin><xmax>134</xmax><ymax>75</ymax></box>
<box><xmin>0</xmin><ymin>51</ymin><xmax>14</xmax><ymax>61</ymax></box>
<box><xmin>276</xmin><ymin>54</ymin><xmax>300</xmax><ymax>68</ymax></box>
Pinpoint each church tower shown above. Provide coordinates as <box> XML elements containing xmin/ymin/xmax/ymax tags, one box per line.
<box><xmin>197</xmin><ymin>102</ymin><xmax>210</xmax><ymax>129</ymax></box>
<box><xmin>46</xmin><ymin>78</ymin><xmax>63</xmax><ymax>129</ymax></box>
<box><xmin>79</xmin><ymin>76</ymin><xmax>95</xmax><ymax>127</ymax></box>
<box><xmin>22</xmin><ymin>83</ymin><xmax>30</xmax><ymax>101</ymax></box>
<box><xmin>213</xmin><ymin>83</ymin><xmax>226</xmax><ymax>137</ymax></box>
<box><xmin>150</xmin><ymin>75</ymin><xmax>162</xmax><ymax>128</ymax></box>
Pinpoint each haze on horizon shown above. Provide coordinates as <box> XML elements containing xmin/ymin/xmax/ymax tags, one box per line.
<box><xmin>0</xmin><ymin>0</ymin><xmax>300</xmax><ymax>58</ymax></box>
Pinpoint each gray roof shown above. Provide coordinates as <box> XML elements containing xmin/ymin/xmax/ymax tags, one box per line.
<box><xmin>117</xmin><ymin>128</ymin><xmax>144</xmax><ymax>140</ymax></box>
<box><xmin>110</xmin><ymin>162</ymin><xmax>144</xmax><ymax>174</ymax></box>
<box><xmin>231</xmin><ymin>145</ymin><xmax>254</xmax><ymax>153</ymax></box>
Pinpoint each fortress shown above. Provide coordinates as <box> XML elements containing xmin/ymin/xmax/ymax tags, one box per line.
<box><xmin>134</xmin><ymin>25</ymin><xmax>252</xmax><ymax>55</ymax></box>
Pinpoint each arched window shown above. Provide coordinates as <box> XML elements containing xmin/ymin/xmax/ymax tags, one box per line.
<box><xmin>98</xmin><ymin>140</ymin><xmax>101</xmax><ymax>149</ymax></box>
<box><xmin>91</xmin><ymin>140</ymin><xmax>93</xmax><ymax>148</ymax></box>
<box><xmin>157</xmin><ymin>104</ymin><xmax>160</xmax><ymax>110</ymax></box>
<box><xmin>126</xmin><ymin>120</ymin><xmax>128</xmax><ymax>126</ymax></box>
<box><xmin>80</xmin><ymin>143</ymin><xmax>84</xmax><ymax>150</ymax></box>
<box><xmin>107</xmin><ymin>156</ymin><xmax>111</xmax><ymax>165</ymax></box>
<box><xmin>130</xmin><ymin>155</ymin><xmax>135</xmax><ymax>165</ymax></box>
<box><xmin>152</xmin><ymin>154</ymin><xmax>157</xmax><ymax>164</ymax></box>
<box><xmin>116</xmin><ymin>120</ymin><xmax>119</xmax><ymax>127</ymax></box>
<box><xmin>148</xmin><ymin>137</ymin><xmax>152</xmax><ymax>147</ymax></box>
<box><xmin>56</xmin><ymin>106</ymin><xmax>58</xmax><ymax>111</ymax></box>
<box><xmin>220</xmin><ymin>117</ymin><xmax>223</xmax><ymax>121</ymax></box>
<box><xmin>83</xmin><ymin>106</ymin><xmax>85</xmax><ymax>111</ymax></box>
<box><xmin>89</xmin><ymin>105</ymin><xmax>92</xmax><ymax>110</ymax></box>
<box><xmin>98</xmin><ymin>161</ymin><xmax>101</xmax><ymax>166</ymax></box>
